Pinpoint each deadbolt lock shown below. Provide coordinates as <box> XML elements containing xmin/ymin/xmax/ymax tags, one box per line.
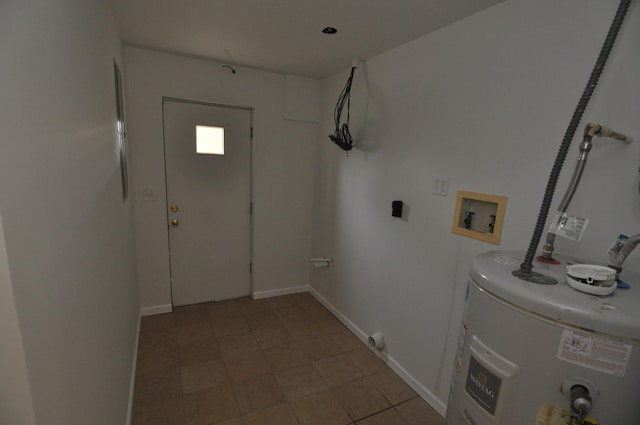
<box><xmin>171</xmin><ymin>219</ymin><xmax>180</xmax><ymax>228</ymax></box>
<box><xmin>170</xmin><ymin>204</ymin><xmax>179</xmax><ymax>212</ymax></box>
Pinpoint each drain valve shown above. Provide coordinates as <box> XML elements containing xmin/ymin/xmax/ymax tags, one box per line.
<box><xmin>570</xmin><ymin>384</ymin><xmax>592</xmax><ymax>424</ymax></box>
<box><xmin>561</xmin><ymin>377</ymin><xmax>599</xmax><ymax>425</ymax></box>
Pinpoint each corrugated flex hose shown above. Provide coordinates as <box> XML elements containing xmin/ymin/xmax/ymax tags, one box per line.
<box><xmin>514</xmin><ymin>0</ymin><xmax>631</xmax><ymax>283</ymax></box>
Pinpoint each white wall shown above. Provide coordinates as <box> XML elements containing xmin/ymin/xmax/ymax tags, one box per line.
<box><xmin>124</xmin><ymin>47</ymin><xmax>318</xmax><ymax>311</ymax></box>
<box><xmin>0</xmin><ymin>209</ymin><xmax>36</xmax><ymax>425</ymax></box>
<box><xmin>0</xmin><ymin>1</ymin><xmax>140</xmax><ymax>424</ymax></box>
<box><xmin>311</xmin><ymin>0</ymin><xmax>639</xmax><ymax>413</ymax></box>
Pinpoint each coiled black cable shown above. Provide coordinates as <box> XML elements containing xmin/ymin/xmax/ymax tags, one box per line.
<box><xmin>329</xmin><ymin>66</ymin><xmax>357</xmax><ymax>151</ymax></box>
<box><xmin>515</xmin><ymin>0</ymin><xmax>631</xmax><ymax>279</ymax></box>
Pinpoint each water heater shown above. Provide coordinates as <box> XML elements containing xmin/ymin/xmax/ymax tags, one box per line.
<box><xmin>446</xmin><ymin>251</ymin><xmax>640</xmax><ymax>425</ymax></box>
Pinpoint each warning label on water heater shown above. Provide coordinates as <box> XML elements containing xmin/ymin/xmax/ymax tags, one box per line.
<box><xmin>557</xmin><ymin>329</ymin><xmax>632</xmax><ymax>376</ymax></box>
<box><xmin>549</xmin><ymin>212</ymin><xmax>588</xmax><ymax>242</ymax></box>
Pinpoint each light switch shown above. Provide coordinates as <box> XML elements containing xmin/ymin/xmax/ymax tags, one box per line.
<box><xmin>433</xmin><ymin>177</ymin><xmax>449</xmax><ymax>196</ymax></box>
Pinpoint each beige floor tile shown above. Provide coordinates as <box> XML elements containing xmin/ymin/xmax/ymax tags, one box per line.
<box><xmin>183</xmin><ymin>384</ymin><xmax>239</xmax><ymax>425</ymax></box>
<box><xmin>275</xmin><ymin>364</ymin><xmax>328</xmax><ymax>400</ymax></box>
<box><xmin>243</xmin><ymin>402</ymin><xmax>301</xmax><ymax>425</ymax></box>
<box><xmin>356</xmin><ymin>407</ymin><xmax>409</xmax><ymax>424</ymax></box>
<box><xmin>140</xmin><ymin>313</ymin><xmax>176</xmax><ymax>332</ymax></box>
<box><xmin>178</xmin><ymin>337</ymin><xmax>222</xmax><ymax>366</ymax></box>
<box><xmin>286</xmin><ymin>320</ymin><xmax>326</xmax><ymax>341</ymax></box>
<box><xmin>331</xmin><ymin>378</ymin><xmax>390</xmax><ymax>421</ymax></box>
<box><xmin>215</xmin><ymin>418</ymin><xmax>244</xmax><ymax>425</ymax></box>
<box><xmin>349</xmin><ymin>348</ymin><xmax>389</xmax><ymax>376</ymax></box>
<box><xmin>245</xmin><ymin>309</ymin><xmax>282</xmax><ymax>330</ymax></box>
<box><xmin>224</xmin><ymin>350</ymin><xmax>272</xmax><ymax>382</ymax></box>
<box><xmin>395</xmin><ymin>398</ymin><xmax>445</xmax><ymax>425</ymax></box>
<box><xmin>208</xmin><ymin>300</ymin><xmax>243</xmax><ymax>320</ymax></box>
<box><xmin>291</xmin><ymin>389</ymin><xmax>352</xmax><ymax>425</ymax></box>
<box><xmin>267</xmin><ymin>294</ymin><xmax>300</xmax><ymax>311</ymax></box>
<box><xmin>176</xmin><ymin>321</ymin><xmax>214</xmax><ymax>345</ymax></box>
<box><xmin>277</xmin><ymin>305</ymin><xmax>310</xmax><ymax>324</ymax></box>
<box><xmin>253</xmin><ymin>324</ymin><xmax>294</xmax><ymax>349</ymax></box>
<box><xmin>138</xmin><ymin>326</ymin><xmax>178</xmax><ymax>353</ymax></box>
<box><xmin>134</xmin><ymin>367</ymin><xmax>182</xmax><ymax>406</ymax></box>
<box><xmin>330</xmin><ymin>330</ymin><xmax>365</xmax><ymax>352</ymax></box>
<box><xmin>367</xmin><ymin>369</ymin><xmax>417</xmax><ymax>406</ymax></box>
<box><xmin>131</xmin><ymin>396</ymin><xmax>185</xmax><ymax>425</ymax></box>
<box><xmin>135</xmin><ymin>297</ymin><xmax>435</xmax><ymax>425</ymax></box>
<box><xmin>212</xmin><ymin>316</ymin><xmax>251</xmax><ymax>337</ymax></box>
<box><xmin>136</xmin><ymin>346</ymin><xmax>180</xmax><ymax>376</ymax></box>
<box><xmin>313</xmin><ymin>353</ymin><xmax>365</xmax><ymax>387</ymax></box>
<box><xmin>239</xmin><ymin>298</ymin><xmax>274</xmax><ymax>316</ymax></box>
<box><xmin>232</xmin><ymin>373</ymin><xmax>286</xmax><ymax>413</ymax></box>
<box><xmin>263</xmin><ymin>342</ymin><xmax>309</xmax><ymax>370</ymax></box>
<box><xmin>174</xmin><ymin>306</ymin><xmax>211</xmax><ymax>327</ymax></box>
<box><xmin>315</xmin><ymin>315</ymin><xmax>347</xmax><ymax>334</ymax></box>
<box><xmin>218</xmin><ymin>331</ymin><xmax>259</xmax><ymax>357</ymax></box>
<box><xmin>296</xmin><ymin>335</ymin><xmax>343</xmax><ymax>361</ymax></box>
<box><xmin>181</xmin><ymin>359</ymin><xmax>229</xmax><ymax>394</ymax></box>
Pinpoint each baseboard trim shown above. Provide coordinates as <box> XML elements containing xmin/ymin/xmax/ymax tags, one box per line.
<box><xmin>252</xmin><ymin>285</ymin><xmax>309</xmax><ymax>300</ymax></box>
<box><xmin>308</xmin><ymin>287</ymin><xmax>447</xmax><ymax>417</ymax></box>
<box><xmin>140</xmin><ymin>304</ymin><xmax>173</xmax><ymax>316</ymax></box>
<box><xmin>125</xmin><ymin>313</ymin><xmax>141</xmax><ymax>425</ymax></box>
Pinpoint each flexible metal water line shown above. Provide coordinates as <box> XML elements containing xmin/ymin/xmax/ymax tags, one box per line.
<box><xmin>538</xmin><ymin>124</ymin><xmax>632</xmax><ymax>263</ymax></box>
<box><xmin>608</xmin><ymin>233</ymin><xmax>640</xmax><ymax>276</ymax></box>
<box><xmin>513</xmin><ymin>0</ymin><xmax>631</xmax><ymax>284</ymax></box>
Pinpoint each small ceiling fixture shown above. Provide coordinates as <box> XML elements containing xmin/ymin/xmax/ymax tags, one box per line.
<box><xmin>322</xmin><ymin>27</ymin><xmax>338</xmax><ymax>35</ymax></box>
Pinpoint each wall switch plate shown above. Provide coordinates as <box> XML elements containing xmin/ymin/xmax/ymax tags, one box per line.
<box><xmin>433</xmin><ymin>177</ymin><xmax>449</xmax><ymax>196</ymax></box>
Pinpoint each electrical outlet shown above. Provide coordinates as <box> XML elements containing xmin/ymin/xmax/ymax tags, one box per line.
<box><xmin>433</xmin><ymin>177</ymin><xmax>449</xmax><ymax>196</ymax></box>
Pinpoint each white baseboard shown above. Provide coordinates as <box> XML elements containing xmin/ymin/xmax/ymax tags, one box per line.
<box><xmin>125</xmin><ymin>313</ymin><xmax>141</xmax><ymax>425</ymax></box>
<box><xmin>140</xmin><ymin>304</ymin><xmax>173</xmax><ymax>316</ymax></box>
<box><xmin>308</xmin><ymin>287</ymin><xmax>447</xmax><ymax>417</ymax></box>
<box><xmin>252</xmin><ymin>285</ymin><xmax>309</xmax><ymax>300</ymax></box>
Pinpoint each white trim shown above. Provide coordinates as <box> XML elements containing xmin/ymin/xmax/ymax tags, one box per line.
<box><xmin>140</xmin><ymin>304</ymin><xmax>173</xmax><ymax>316</ymax></box>
<box><xmin>308</xmin><ymin>287</ymin><xmax>447</xmax><ymax>417</ymax></box>
<box><xmin>125</xmin><ymin>313</ymin><xmax>141</xmax><ymax>425</ymax></box>
<box><xmin>252</xmin><ymin>285</ymin><xmax>309</xmax><ymax>300</ymax></box>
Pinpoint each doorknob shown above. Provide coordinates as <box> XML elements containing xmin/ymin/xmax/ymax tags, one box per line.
<box><xmin>171</xmin><ymin>219</ymin><xmax>180</xmax><ymax>228</ymax></box>
<box><xmin>170</xmin><ymin>204</ymin><xmax>179</xmax><ymax>212</ymax></box>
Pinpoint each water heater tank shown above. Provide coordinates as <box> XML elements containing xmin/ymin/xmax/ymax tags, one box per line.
<box><xmin>446</xmin><ymin>250</ymin><xmax>640</xmax><ymax>425</ymax></box>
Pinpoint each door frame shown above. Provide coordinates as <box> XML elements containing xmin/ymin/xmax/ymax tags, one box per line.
<box><xmin>161</xmin><ymin>96</ymin><xmax>255</xmax><ymax>303</ymax></box>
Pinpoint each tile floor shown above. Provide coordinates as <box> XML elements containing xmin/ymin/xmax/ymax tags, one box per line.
<box><xmin>132</xmin><ymin>292</ymin><xmax>446</xmax><ymax>425</ymax></box>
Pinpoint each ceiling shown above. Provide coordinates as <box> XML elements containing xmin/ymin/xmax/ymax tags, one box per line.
<box><xmin>112</xmin><ymin>0</ymin><xmax>505</xmax><ymax>79</ymax></box>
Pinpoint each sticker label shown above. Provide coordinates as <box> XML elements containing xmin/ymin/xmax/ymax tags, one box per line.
<box><xmin>535</xmin><ymin>403</ymin><xmax>600</xmax><ymax>425</ymax></box>
<box><xmin>557</xmin><ymin>329</ymin><xmax>632</xmax><ymax>376</ymax></box>
<box><xmin>549</xmin><ymin>212</ymin><xmax>589</xmax><ymax>242</ymax></box>
<box><xmin>455</xmin><ymin>321</ymin><xmax>467</xmax><ymax>374</ymax></box>
<box><xmin>465</xmin><ymin>356</ymin><xmax>501</xmax><ymax>416</ymax></box>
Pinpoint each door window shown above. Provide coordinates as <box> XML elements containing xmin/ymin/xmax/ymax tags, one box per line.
<box><xmin>196</xmin><ymin>125</ymin><xmax>225</xmax><ymax>155</ymax></box>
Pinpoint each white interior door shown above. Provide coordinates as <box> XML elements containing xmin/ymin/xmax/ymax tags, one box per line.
<box><xmin>163</xmin><ymin>99</ymin><xmax>251</xmax><ymax>306</ymax></box>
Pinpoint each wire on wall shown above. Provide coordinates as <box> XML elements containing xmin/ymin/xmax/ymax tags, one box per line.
<box><xmin>329</xmin><ymin>65</ymin><xmax>357</xmax><ymax>152</ymax></box>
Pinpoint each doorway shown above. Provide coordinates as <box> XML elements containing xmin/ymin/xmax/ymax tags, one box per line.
<box><xmin>162</xmin><ymin>99</ymin><xmax>252</xmax><ymax>306</ymax></box>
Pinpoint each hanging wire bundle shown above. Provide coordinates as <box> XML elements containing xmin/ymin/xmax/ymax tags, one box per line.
<box><xmin>329</xmin><ymin>66</ymin><xmax>357</xmax><ymax>151</ymax></box>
